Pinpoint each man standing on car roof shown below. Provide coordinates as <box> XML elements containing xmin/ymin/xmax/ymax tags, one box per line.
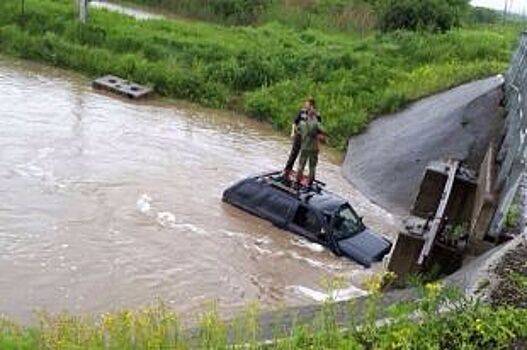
<box><xmin>283</xmin><ymin>97</ymin><xmax>321</xmax><ymax>182</ymax></box>
<box><xmin>296</xmin><ymin>107</ymin><xmax>326</xmax><ymax>188</ymax></box>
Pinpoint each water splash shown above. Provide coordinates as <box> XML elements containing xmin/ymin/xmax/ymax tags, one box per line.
<box><xmin>289</xmin><ymin>285</ymin><xmax>368</xmax><ymax>302</ymax></box>
<box><xmin>136</xmin><ymin>194</ymin><xmax>152</xmax><ymax>213</ymax></box>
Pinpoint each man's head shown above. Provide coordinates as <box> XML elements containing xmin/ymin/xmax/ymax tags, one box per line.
<box><xmin>307</xmin><ymin>97</ymin><xmax>316</xmax><ymax>109</ymax></box>
<box><xmin>304</xmin><ymin>96</ymin><xmax>316</xmax><ymax>110</ymax></box>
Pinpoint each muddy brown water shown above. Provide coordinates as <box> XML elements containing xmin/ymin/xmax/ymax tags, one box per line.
<box><xmin>0</xmin><ymin>57</ymin><xmax>399</xmax><ymax>323</ymax></box>
<box><xmin>90</xmin><ymin>1</ymin><xmax>165</xmax><ymax>20</ymax></box>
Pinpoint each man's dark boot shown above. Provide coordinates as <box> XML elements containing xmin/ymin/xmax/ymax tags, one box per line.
<box><xmin>282</xmin><ymin>169</ymin><xmax>291</xmax><ymax>184</ymax></box>
<box><xmin>295</xmin><ymin>172</ymin><xmax>304</xmax><ymax>189</ymax></box>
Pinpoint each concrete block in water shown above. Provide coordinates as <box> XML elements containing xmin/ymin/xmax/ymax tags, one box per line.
<box><xmin>388</xmin><ymin>231</ymin><xmax>424</xmax><ymax>287</ymax></box>
<box><xmin>92</xmin><ymin>75</ymin><xmax>152</xmax><ymax>99</ymax></box>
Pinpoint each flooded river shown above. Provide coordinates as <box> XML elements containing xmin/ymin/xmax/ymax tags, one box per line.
<box><xmin>0</xmin><ymin>57</ymin><xmax>399</xmax><ymax>322</ymax></box>
<box><xmin>90</xmin><ymin>1</ymin><xmax>165</xmax><ymax>20</ymax></box>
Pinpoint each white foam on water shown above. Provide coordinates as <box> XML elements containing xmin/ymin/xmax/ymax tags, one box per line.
<box><xmin>289</xmin><ymin>251</ymin><xmax>341</xmax><ymax>271</ymax></box>
<box><xmin>220</xmin><ymin>229</ymin><xmax>245</xmax><ymax>238</ymax></box>
<box><xmin>253</xmin><ymin>245</ymin><xmax>272</xmax><ymax>255</ymax></box>
<box><xmin>14</xmin><ymin>163</ymin><xmax>47</xmax><ymax>179</ymax></box>
<box><xmin>136</xmin><ymin>194</ymin><xmax>152</xmax><ymax>213</ymax></box>
<box><xmin>289</xmin><ymin>285</ymin><xmax>368</xmax><ymax>302</ymax></box>
<box><xmin>156</xmin><ymin>211</ymin><xmax>176</xmax><ymax>227</ymax></box>
<box><xmin>173</xmin><ymin>223</ymin><xmax>208</xmax><ymax>236</ymax></box>
<box><xmin>136</xmin><ymin>197</ymin><xmax>208</xmax><ymax>236</ymax></box>
<box><xmin>290</xmin><ymin>238</ymin><xmax>325</xmax><ymax>253</ymax></box>
<box><xmin>254</xmin><ymin>237</ymin><xmax>272</xmax><ymax>245</ymax></box>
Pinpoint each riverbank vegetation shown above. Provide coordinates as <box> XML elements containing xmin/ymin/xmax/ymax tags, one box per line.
<box><xmin>0</xmin><ymin>1</ymin><xmax>522</xmax><ymax>148</ymax></box>
<box><xmin>491</xmin><ymin>242</ymin><xmax>527</xmax><ymax>308</ymax></box>
<box><xmin>1</xmin><ymin>283</ymin><xmax>526</xmax><ymax>349</ymax></box>
<box><xmin>123</xmin><ymin>0</ymin><xmax>378</xmax><ymax>33</ymax></box>
<box><xmin>121</xmin><ymin>0</ymin><xmax>494</xmax><ymax>33</ymax></box>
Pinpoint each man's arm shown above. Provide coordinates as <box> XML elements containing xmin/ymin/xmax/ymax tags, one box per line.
<box><xmin>290</xmin><ymin>123</ymin><xmax>297</xmax><ymax>138</ymax></box>
<box><xmin>294</xmin><ymin>109</ymin><xmax>306</xmax><ymax>125</ymax></box>
<box><xmin>316</xmin><ymin>121</ymin><xmax>327</xmax><ymax>144</ymax></box>
<box><xmin>291</xmin><ymin>109</ymin><xmax>306</xmax><ymax>138</ymax></box>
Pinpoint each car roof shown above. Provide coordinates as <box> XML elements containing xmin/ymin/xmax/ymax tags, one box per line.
<box><xmin>302</xmin><ymin>191</ymin><xmax>347</xmax><ymax>214</ymax></box>
<box><xmin>254</xmin><ymin>172</ymin><xmax>348</xmax><ymax>214</ymax></box>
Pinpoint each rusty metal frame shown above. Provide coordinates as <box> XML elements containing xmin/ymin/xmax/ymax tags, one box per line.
<box><xmin>418</xmin><ymin>160</ymin><xmax>459</xmax><ymax>264</ymax></box>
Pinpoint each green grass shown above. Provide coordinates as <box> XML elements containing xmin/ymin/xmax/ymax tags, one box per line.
<box><xmin>121</xmin><ymin>0</ymin><xmax>378</xmax><ymax>34</ymax></box>
<box><xmin>1</xmin><ymin>283</ymin><xmax>527</xmax><ymax>349</ymax></box>
<box><xmin>0</xmin><ymin>0</ymin><xmax>522</xmax><ymax>148</ymax></box>
<box><xmin>505</xmin><ymin>204</ymin><xmax>521</xmax><ymax>229</ymax></box>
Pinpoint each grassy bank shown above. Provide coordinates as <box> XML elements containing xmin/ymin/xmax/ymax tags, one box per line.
<box><xmin>119</xmin><ymin>0</ymin><xmax>497</xmax><ymax>34</ymax></box>
<box><xmin>120</xmin><ymin>0</ymin><xmax>377</xmax><ymax>33</ymax></box>
<box><xmin>1</xmin><ymin>283</ymin><xmax>527</xmax><ymax>349</ymax></box>
<box><xmin>0</xmin><ymin>0</ymin><xmax>522</xmax><ymax>148</ymax></box>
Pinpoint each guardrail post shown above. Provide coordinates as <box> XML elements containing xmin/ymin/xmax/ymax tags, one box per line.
<box><xmin>79</xmin><ymin>0</ymin><xmax>88</xmax><ymax>23</ymax></box>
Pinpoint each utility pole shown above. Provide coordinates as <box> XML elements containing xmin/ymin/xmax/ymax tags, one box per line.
<box><xmin>78</xmin><ymin>0</ymin><xmax>88</xmax><ymax>23</ymax></box>
<box><xmin>20</xmin><ymin>0</ymin><xmax>26</xmax><ymax>26</ymax></box>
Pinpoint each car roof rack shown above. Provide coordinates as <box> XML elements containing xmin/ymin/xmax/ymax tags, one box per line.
<box><xmin>263</xmin><ymin>171</ymin><xmax>326</xmax><ymax>196</ymax></box>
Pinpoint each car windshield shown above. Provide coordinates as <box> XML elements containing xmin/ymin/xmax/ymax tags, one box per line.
<box><xmin>332</xmin><ymin>205</ymin><xmax>364</xmax><ymax>239</ymax></box>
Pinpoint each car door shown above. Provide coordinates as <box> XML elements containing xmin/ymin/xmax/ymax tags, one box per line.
<box><xmin>289</xmin><ymin>204</ymin><xmax>325</xmax><ymax>242</ymax></box>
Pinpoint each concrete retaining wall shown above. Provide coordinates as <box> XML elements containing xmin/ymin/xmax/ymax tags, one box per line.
<box><xmin>489</xmin><ymin>32</ymin><xmax>527</xmax><ymax>237</ymax></box>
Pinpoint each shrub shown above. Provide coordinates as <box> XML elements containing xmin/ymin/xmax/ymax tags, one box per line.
<box><xmin>505</xmin><ymin>203</ymin><xmax>520</xmax><ymax>230</ymax></box>
<box><xmin>378</xmin><ymin>0</ymin><xmax>470</xmax><ymax>32</ymax></box>
<box><xmin>127</xmin><ymin>0</ymin><xmax>378</xmax><ymax>33</ymax></box>
<box><xmin>209</xmin><ymin>0</ymin><xmax>272</xmax><ymax>24</ymax></box>
<box><xmin>469</xmin><ymin>6</ymin><xmax>500</xmax><ymax>24</ymax></box>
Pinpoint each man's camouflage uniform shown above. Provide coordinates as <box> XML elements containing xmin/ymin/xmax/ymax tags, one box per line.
<box><xmin>296</xmin><ymin>114</ymin><xmax>325</xmax><ymax>185</ymax></box>
<box><xmin>284</xmin><ymin>109</ymin><xmax>321</xmax><ymax>178</ymax></box>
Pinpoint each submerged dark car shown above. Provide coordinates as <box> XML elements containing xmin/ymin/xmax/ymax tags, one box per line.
<box><xmin>222</xmin><ymin>171</ymin><xmax>392</xmax><ymax>267</ymax></box>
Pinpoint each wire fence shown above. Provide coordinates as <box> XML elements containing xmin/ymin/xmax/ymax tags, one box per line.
<box><xmin>489</xmin><ymin>32</ymin><xmax>527</xmax><ymax>237</ymax></box>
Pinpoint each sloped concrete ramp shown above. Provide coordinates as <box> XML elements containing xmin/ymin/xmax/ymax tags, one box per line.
<box><xmin>343</xmin><ymin>76</ymin><xmax>505</xmax><ymax>214</ymax></box>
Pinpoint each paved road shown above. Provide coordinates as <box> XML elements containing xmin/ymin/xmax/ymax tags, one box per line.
<box><xmin>342</xmin><ymin>76</ymin><xmax>505</xmax><ymax>214</ymax></box>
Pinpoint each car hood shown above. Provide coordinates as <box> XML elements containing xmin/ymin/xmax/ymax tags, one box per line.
<box><xmin>337</xmin><ymin>228</ymin><xmax>392</xmax><ymax>267</ymax></box>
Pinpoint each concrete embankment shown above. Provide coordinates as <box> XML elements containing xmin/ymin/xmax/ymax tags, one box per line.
<box><xmin>342</xmin><ymin>76</ymin><xmax>505</xmax><ymax>214</ymax></box>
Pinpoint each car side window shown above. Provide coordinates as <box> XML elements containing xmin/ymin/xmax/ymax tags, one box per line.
<box><xmin>305</xmin><ymin>210</ymin><xmax>321</xmax><ymax>233</ymax></box>
<box><xmin>293</xmin><ymin>205</ymin><xmax>322</xmax><ymax>233</ymax></box>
